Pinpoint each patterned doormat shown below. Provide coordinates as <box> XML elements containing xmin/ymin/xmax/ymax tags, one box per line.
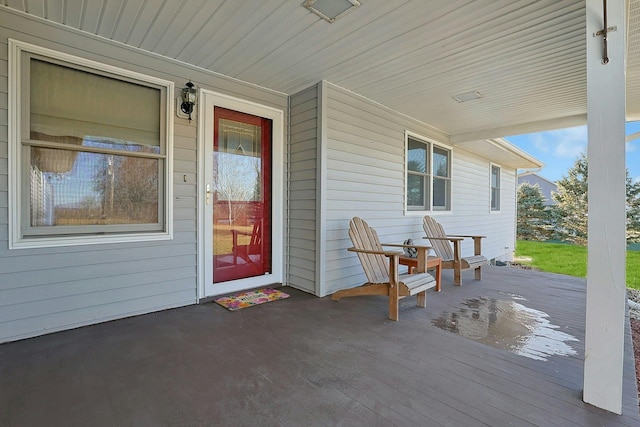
<box><xmin>214</xmin><ymin>288</ymin><xmax>290</xmax><ymax>311</ymax></box>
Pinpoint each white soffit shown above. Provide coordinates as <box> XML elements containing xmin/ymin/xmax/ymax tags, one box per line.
<box><xmin>455</xmin><ymin>138</ymin><xmax>544</xmax><ymax>170</ymax></box>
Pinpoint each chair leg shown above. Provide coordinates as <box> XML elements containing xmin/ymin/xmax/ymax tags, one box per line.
<box><xmin>388</xmin><ymin>284</ymin><xmax>399</xmax><ymax>321</ymax></box>
<box><xmin>454</xmin><ymin>267</ymin><xmax>462</xmax><ymax>286</ymax></box>
<box><xmin>416</xmin><ymin>290</ymin><xmax>427</xmax><ymax>307</ymax></box>
<box><xmin>475</xmin><ymin>266</ymin><xmax>482</xmax><ymax>280</ymax></box>
<box><xmin>435</xmin><ymin>263</ymin><xmax>442</xmax><ymax>292</ymax></box>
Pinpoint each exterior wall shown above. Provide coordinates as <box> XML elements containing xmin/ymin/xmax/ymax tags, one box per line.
<box><xmin>0</xmin><ymin>14</ymin><xmax>287</xmax><ymax>343</ymax></box>
<box><xmin>0</xmin><ymin>13</ymin><xmax>529</xmax><ymax>341</ymax></box>
<box><xmin>320</xmin><ymin>83</ymin><xmax>518</xmax><ymax>296</ymax></box>
<box><xmin>448</xmin><ymin>151</ymin><xmax>517</xmax><ymax>262</ymax></box>
<box><xmin>517</xmin><ymin>173</ymin><xmax>557</xmax><ymax>205</ymax></box>
<box><xmin>287</xmin><ymin>84</ymin><xmax>319</xmax><ymax>294</ymax></box>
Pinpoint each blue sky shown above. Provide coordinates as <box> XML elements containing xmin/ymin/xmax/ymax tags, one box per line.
<box><xmin>505</xmin><ymin>122</ymin><xmax>640</xmax><ymax>183</ymax></box>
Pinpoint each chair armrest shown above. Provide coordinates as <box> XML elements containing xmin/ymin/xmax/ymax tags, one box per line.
<box><xmin>383</xmin><ymin>243</ymin><xmax>433</xmax><ymax>274</ymax></box>
<box><xmin>382</xmin><ymin>243</ymin><xmax>432</xmax><ymax>250</ymax></box>
<box><xmin>423</xmin><ymin>235</ymin><xmax>464</xmax><ymax>242</ymax></box>
<box><xmin>446</xmin><ymin>235</ymin><xmax>484</xmax><ymax>256</ymax></box>
<box><xmin>348</xmin><ymin>247</ymin><xmax>405</xmax><ymax>283</ymax></box>
<box><xmin>448</xmin><ymin>234</ymin><xmax>486</xmax><ymax>239</ymax></box>
<box><xmin>348</xmin><ymin>247</ymin><xmax>403</xmax><ymax>256</ymax></box>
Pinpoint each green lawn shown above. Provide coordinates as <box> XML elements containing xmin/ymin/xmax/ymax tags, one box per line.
<box><xmin>515</xmin><ymin>240</ymin><xmax>640</xmax><ymax>290</ymax></box>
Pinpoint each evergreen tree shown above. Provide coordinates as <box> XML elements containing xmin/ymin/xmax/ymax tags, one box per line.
<box><xmin>517</xmin><ymin>183</ymin><xmax>550</xmax><ymax>241</ymax></box>
<box><xmin>552</xmin><ymin>154</ymin><xmax>588</xmax><ymax>245</ymax></box>
<box><xmin>551</xmin><ymin>153</ymin><xmax>640</xmax><ymax>245</ymax></box>
<box><xmin>627</xmin><ymin>174</ymin><xmax>640</xmax><ymax>243</ymax></box>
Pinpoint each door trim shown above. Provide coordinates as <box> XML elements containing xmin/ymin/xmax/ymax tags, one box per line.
<box><xmin>197</xmin><ymin>90</ymin><xmax>285</xmax><ymax>300</ymax></box>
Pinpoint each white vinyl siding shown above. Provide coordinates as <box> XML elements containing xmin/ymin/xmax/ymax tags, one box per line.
<box><xmin>0</xmin><ymin>14</ymin><xmax>287</xmax><ymax>343</ymax></box>
<box><xmin>287</xmin><ymin>84</ymin><xmax>319</xmax><ymax>294</ymax></box>
<box><xmin>319</xmin><ymin>83</ymin><xmax>517</xmax><ymax>296</ymax></box>
<box><xmin>446</xmin><ymin>154</ymin><xmax>516</xmax><ymax>259</ymax></box>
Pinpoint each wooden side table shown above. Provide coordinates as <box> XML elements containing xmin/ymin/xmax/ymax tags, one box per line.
<box><xmin>399</xmin><ymin>255</ymin><xmax>442</xmax><ymax>292</ymax></box>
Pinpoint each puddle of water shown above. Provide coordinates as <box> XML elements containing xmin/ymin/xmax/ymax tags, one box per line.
<box><xmin>432</xmin><ymin>296</ymin><xmax>578</xmax><ymax>361</ymax></box>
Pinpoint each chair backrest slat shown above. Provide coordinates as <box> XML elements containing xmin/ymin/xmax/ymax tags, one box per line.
<box><xmin>250</xmin><ymin>222</ymin><xmax>262</xmax><ymax>247</ymax></box>
<box><xmin>423</xmin><ymin>215</ymin><xmax>454</xmax><ymax>261</ymax></box>
<box><xmin>349</xmin><ymin>217</ymin><xmax>389</xmax><ymax>284</ymax></box>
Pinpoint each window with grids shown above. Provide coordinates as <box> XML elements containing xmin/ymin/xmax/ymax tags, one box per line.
<box><xmin>491</xmin><ymin>164</ymin><xmax>501</xmax><ymax>211</ymax></box>
<box><xmin>406</xmin><ymin>135</ymin><xmax>451</xmax><ymax>211</ymax></box>
<box><xmin>10</xmin><ymin>41</ymin><xmax>172</xmax><ymax>246</ymax></box>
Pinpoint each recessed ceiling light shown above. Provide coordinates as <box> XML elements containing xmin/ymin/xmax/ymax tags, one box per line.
<box><xmin>303</xmin><ymin>0</ymin><xmax>361</xmax><ymax>23</ymax></box>
<box><xmin>452</xmin><ymin>91</ymin><xmax>483</xmax><ymax>103</ymax></box>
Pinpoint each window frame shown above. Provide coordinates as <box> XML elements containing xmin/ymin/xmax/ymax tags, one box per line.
<box><xmin>8</xmin><ymin>39</ymin><xmax>174</xmax><ymax>249</ymax></box>
<box><xmin>490</xmin><ymin>163</ymin><xmax>501</xmax><ymax>212</ymax></box>
<box><xmin>404</xmin><ymin>131</ymin><xmax>452</xmax><ymax>214</ymax></box>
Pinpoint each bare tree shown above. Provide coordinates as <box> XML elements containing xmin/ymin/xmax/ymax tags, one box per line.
<box><xmin>93</xmin><ymin>153</ymin><xmax>159</xmax><ymax>223</ymax></box>
<box><xmin>213</xmin><ymin>152</ymin><xmax>259</xmax><ymax>224</ymax></box>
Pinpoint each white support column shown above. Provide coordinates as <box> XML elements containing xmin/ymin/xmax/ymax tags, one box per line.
<box><xmin>583</xmin><ymin>0</ymin><xmax>627</xmax><ymax>414</ymax></box>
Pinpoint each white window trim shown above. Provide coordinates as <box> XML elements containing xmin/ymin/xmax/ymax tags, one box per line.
<box><xmin>490</xmin><ymin>163</ymin><xmax>501</xmax><ymax>213</ymax></box>
<box><xmin>8</xmin><ymin>39</ymin><xmax>174</xmax><ymax>249</ymax></box>
<box><xmin>404</xmin><ymin>130</ymin><xmax>453</xmax><ymax>216</ymax></box>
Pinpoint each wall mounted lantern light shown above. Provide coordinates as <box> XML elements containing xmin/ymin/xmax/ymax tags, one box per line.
<box><xmin>180</xmin><ymin>80</ymin><xmax>197</xmax><ymax>122</ymax></box>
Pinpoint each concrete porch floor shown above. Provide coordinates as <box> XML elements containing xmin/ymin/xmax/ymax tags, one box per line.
<box><xmin>1</xmin><ymin>266</ymin><xmax>639</xmax><ymax>426</ymax></box>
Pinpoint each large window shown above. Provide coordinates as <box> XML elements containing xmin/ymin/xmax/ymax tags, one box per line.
<box><xmin>406</xmin><ymin>134</ymin><xmax>451</xmax><ymax>212</ymax></box>
<box><xmin>9</xmin><ymin>40</ymin><xmax>173</xmax><ymax>248</ymax></box>
<box><xmin>491</xmin><ymin>164</ymin><xmax>501</xmax><ymax>211</ymax></box>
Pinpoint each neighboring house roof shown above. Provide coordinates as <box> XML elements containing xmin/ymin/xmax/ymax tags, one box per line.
<box><xmin>517</xmin><ymin>172</ymin><xmax>558</xmax><ymax>205</ymax></box>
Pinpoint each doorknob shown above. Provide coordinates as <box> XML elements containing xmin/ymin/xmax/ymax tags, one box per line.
<box><xmin>206</xmin><ymin>184</ymin><xmax>213</xmax><ymax>205</ymax></box>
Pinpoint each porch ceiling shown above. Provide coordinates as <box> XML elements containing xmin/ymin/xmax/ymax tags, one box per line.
<box><xmin>3</xmin><ymin>0</ymin><xmax>638</xmax><ymax>141</ymax></box>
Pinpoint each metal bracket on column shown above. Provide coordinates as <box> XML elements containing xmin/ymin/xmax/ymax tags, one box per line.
<box><xmin>593</xmin><ymin>0</ymin><xmax>617</xmax><ymax>64</ymax></box>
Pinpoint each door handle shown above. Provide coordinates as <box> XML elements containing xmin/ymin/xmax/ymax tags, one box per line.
<box><xmin>206</xmin><ymin>184</ymin><xmax>213</xmax><ymax>205</ymax></box>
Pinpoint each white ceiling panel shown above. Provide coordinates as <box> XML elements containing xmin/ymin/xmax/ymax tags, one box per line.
<box><xmin>109</xmin><ymin>1</ymin><xmax>147</xmax><ymax>42</ymax></box>
<box><xmin>61</xmin><ymin>0</ymin><xmax>86</xmax><ymax>29</ymax></box>
<box><xmin>24</xmin><ymin>0</ymin><xmax>45</xmax><ymax>18</ymax></box>
<box><xmin>43</xmin><ymin>0</ymin><xmax>65</xmax><ymax>23</ymax></box>
<box><xmin>2</xmin><ymin>0</ymin><xmax>636</xmax><ymax>140</ymax></box>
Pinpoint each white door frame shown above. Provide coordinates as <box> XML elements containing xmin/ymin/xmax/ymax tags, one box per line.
<box><xmin>197</xmin><ymin>90</ymin><xmax>285</xmax><ymax>299</ymax></box>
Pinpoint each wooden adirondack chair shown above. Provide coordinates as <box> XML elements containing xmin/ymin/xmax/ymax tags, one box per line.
<box><xmin>422</xmin><ymin>215</ymin><xmax>487</xmax><ymax>286</ymax></box>
<box><xmin>331</xmin><ymin>217</ymin><xmax>437</xmax><ymax>321</ymax></box>
<box><xmin>231</xmin><ymin>222</ymin><xmax>262</xmax><ymax>265</ymax></box>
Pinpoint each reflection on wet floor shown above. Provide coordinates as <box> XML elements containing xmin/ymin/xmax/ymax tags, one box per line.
<box><xmin>432</xmin><ymin>296</ymin><xmax>578</xmax><ymax>361</ymax></box>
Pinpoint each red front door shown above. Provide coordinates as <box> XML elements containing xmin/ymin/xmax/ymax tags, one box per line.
<box><xmin>212</xmin><ymin>107</ymin><xmax>272</xmax><ymax>283</ymax></box>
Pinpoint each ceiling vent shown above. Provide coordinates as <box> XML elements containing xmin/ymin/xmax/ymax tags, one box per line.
<box><xmin>303</xmin><ymin>0</ymin><xmax>361</xmax><ymax>23</ymax></box>
<box><xmin>452</xmin><ymin>91</ymin><xmax>483</xmax><ymax>103</ymax></box>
